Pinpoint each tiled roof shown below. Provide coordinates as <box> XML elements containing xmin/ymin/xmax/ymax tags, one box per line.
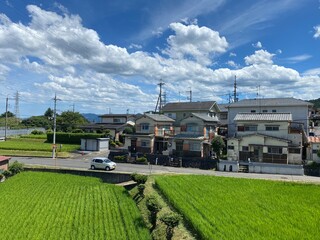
<box><xmin>162</xmin><ymin>101</ymin><xmax>215</xmax><ymax>111</ymax></box>
<box><xmin>234</xmin><ymin>113</ymin><xmax>292</xmax><ymax>121</ymax></box>
<box><xmin>0</xmin><ymin>156</ymin><xmax>10</xmax><ymax>162</ymax></box>
<box><xmin>228</xmin><ymin>98</ymin><xmax>313</xmax><ymax>108</ymax></box>
<box><xmin>217</xmin><ymin>103</ymin><xmax>229</xmax><ymax>112</ymax></box>
<box><xmin>143</xmin><ymin>114</ymin><xmax>175</xmax><ymax>122</ymax></box>
<box><xmin>308</xmin><ymin>136</ymin><xmax>320</xmax><ymax>143</ymax></box>
<box><xmin>191</xmin><ymin>113</ymin><xmax>219</xmax><ymax>122</ymax></box>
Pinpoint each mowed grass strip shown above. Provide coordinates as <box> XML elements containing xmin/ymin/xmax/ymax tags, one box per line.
<box><xmin>0</xmin><ymin>172</ymin><xmax>151</xmax><ymax>240</ymax></box>
<box><xmin>155</xmin><ymin>175</ymin><xmax>320</xmax><ymax>240</ymax></box>
<box><xmin>0</xmin><ymin>137</ymin><xmax>79</xmax><ymax>152</ymax></box>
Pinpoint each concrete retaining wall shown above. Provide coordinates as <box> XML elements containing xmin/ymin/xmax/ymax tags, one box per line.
<box><xmin>248</xmin><ymin>162</ymin><xmax>304</xmax><ymax>175</ymax></box>
<box><xmin>25</xmin><ymin>167</ymin><xmax>133</xmax><ymax>184</ymax></box>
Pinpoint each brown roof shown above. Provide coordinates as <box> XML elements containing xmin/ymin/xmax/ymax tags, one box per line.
<box><xmin>162</xmin><ymin>101</ymin><xmax>216</xmax><ymax>112</ymax></box>
<box><xmin>308</xmin><ymin>136</ymin><xmax>320</xmax><ymax>143</ymax></box>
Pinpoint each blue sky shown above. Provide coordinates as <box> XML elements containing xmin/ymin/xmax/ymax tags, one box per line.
<box><xmin>0</xmin><ymin>0</ymin><xmax>320</xmax><ymax>118</ymax></box>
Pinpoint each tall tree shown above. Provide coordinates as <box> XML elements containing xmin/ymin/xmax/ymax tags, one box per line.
<box><xmin>44</xmin><ymin>108</ymin><xmax>54</xmax><ymax>118</ymax></box>
<box><xmin>56</xmin><ymin>111</ymin><xmax>89</xmax><ymax>132</ymax></box>
<box><xmin>211</xmin><ymin>136</ymin><xmax>226</xmax><ymax>159</ymax></box>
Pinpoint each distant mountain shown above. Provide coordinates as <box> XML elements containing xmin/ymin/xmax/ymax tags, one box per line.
<box><xmin>82</xmin><ymin>113</ymin><xmax>100</xmax><ymax>123</ymax></box>
<box><xmin>308</xmin><ymin>98</ymin><xmax>320</xmax><ymax>109</ymax></box>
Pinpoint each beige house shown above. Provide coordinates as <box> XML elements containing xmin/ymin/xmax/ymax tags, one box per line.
<box><xmin>307</xmin><ymin>136</ymin><xmax>320</xmax><ymax>163</ymax></box>
<box><xmin>168</xmin><ymin>113</ymin><xmax>218</xmax><ymax>158</ymax></box>
<box><xmin>227</xmin><ymin>113</ymin><xmax>303</xmax><ymax>164</ymax></box>
<box><xmin>123</xmin><ymin>113</ymin><xmax>175</xmax><ymax>154</ymax></box>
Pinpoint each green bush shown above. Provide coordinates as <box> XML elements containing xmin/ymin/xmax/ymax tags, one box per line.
<box><xmin>114</xmin><ymin>155</ymin><xmax>127</xmax><ymax>162</ymax></box>
<box><xmin>137</xmin><ymin>184</ymin><xmax>145</xmax><ymax>197</ymax></box>
<box><xmin>0</xmin><ymin>173</ymin><xmax>4</xmax><ymax>181</ymax></box>
<box><xmin>2</xmin><ymin>170</ymin><xmax>12</xmax><ymax>178</ymax></box>
<box><xmin>136</xmin><ymin>157</ymin><xmax>148</xmax><ymax>164</ymax></box>
<box><xmin>31</xmin><ymin>130</ymin><xmax>44</xmax><ymax>135</ymax></box>
<box><xmin>47</xmin><ymin>132</ymin><xmax>105</xmax><ymax>144</ymax></box>
<box><xmin>160</xmin><ymin>212</ymin><xmax>181</xmax><ymax>240</ymax></box>
<box><xmin>146</xmin><ymin>195</ymin><xmax>162</xmax><ymax>232</ymax></box>
<box><xmin>9</xmin><ymin>161</ymin><xmax>24</xmax><ymax>175</ymax></box>
<box><xmin>131</xmin><ymin>173</ymin><xmax>148</xmax><ymax>184</ymax></box>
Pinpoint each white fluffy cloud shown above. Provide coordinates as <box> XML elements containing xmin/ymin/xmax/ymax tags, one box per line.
<box><xmin>163</xmin><ymin>22</ymin><xmax>228</xmax><ymax>65</ymax></box>
<box><xmin>244</xmin><ymin>50</ymin><xmax>275</xmax><ymax>65</ymax></box>
<box><xmin>252</xmin><ymin>41</ymin><xmax>262</xmax><ymax>48</ymax></box>
<box><xmin>0</xmin><ymin>5</ymin><xmax>319</xmax><ymax>115</ymax></box>
<box><xmin>314</xmin><ymin>25</ymin><xmax>320</xmax><ymax>38</ymax></box>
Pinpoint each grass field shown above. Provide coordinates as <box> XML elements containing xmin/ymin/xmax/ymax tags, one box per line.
<box><xmin>155</xmin><ymin>175</ymin><xmax>320</xmax><ymax>240</ymax></box>
<box><xmin>0</xmin><ymin>172</ymin><xmax>151</xmax><ymax>240</ymax></box>
<box><xmin>0</xmin><ymin>137</ymin><xmax>79</xmax><ymax>157</ymax></box>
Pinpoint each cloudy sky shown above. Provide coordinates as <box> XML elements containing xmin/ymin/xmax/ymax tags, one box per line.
<box><xmin>0</xmin><ymin>0</ymin><xmax>319</xmax><ymax>117</ymax></box>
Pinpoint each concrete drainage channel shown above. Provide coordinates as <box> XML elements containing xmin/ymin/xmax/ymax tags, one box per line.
<box><xmin>24</xmin><ymin>167</ymin><xmax>138</xmax><ymax>190</ymax></box>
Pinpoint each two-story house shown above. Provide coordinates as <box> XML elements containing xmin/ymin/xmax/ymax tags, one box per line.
<box><xmin>162</xmin><ymin>101</ymin><xmax>220</xmax><ymax>125</ymax></box>
<box><xmin>168</xmin><ymin>113</ymin><xmax>218</xmax><ymax>158</ymax></box>
<box><xmin>227</xmin><ymin>98</ymin><xmax>313</xmax><ymax>138</ymax></box>
<box><xmin>81</xmin><ymin>114</ymin><xmax>135</xmax><ymax>141</ymax></box>
<box><xmin>227</xmin><ymin>112</ymin><xmax>303</xmax><ymax>164</ymax></box>
<box><xmin>123</xmin><ymin>113</ymin><xmax>175</xmax><ymax>154</ymax></box>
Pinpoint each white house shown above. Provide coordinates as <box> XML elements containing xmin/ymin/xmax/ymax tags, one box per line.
<box><xmin>307</xmin><ymin>136</ymin><xmax>320</xmax><ymax>163</ymax></box>
<box><xmin>227</xmin><ymin>112</ymin><xmax>303</xmax><ymax>165</ymax></box>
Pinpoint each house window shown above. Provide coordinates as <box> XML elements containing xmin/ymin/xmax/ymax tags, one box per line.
<box><xmin>268</xmin><ymin>147</ymin><xmax>282</xmax><ymax>154</ymax></box>
<box><xmin>190</xmin><ymin>142</ymin><xmax>201</xmax><ymax>151</ymax></box>
<box><xmin>227</xmin><ymin>145</ymin><xmax>234</xmax><ymax>150</ymax></box>
<box><xmin>242</xmin><ymin>146</ymin><xmax>249</xmax><ymax>152</ymax></box>
<box><xmin>141</xmin><ymin>140</ymin><xmax>149</xmax><ymax>147</ymax></box>
<box><xmin>265</xmin><ymin>125</ymin><xmax>279</xmax><ymax>131</ymax></box>
<box><xmin>244</xmin><ymin>125</ymin><xmax>257</xmax><ymax>131</ymax></box>
<box><xmin>141</xmin><ymin>123</ymin><xmax>149</xmax><ymax>131</ymax></box>
<box><xmin>288</xmin><ymin>148</ymin><xmax>300</xmax><ymax>154</ymax></box>
<box><xmin>113</xmin><ymin>118</ymin><xmax>121</xmax><ymax>123</ymax></box>
<box><xmin>237</xmin><ymin>126</ymin><xmax>244</xmax><ymax>132</ymax></box>
<box><xmin>251</xmin><ymin>110</ymin><xmax>256</xmax><ymax>113</ymax></box>
<box><xmin>312</xmin><ymin>149</ymin><xmax>318</xmax><ymax>154</ymax></box>
<box><xmin>272</xmin><ymin>109</ymin><xmax>277</xmax><ymax>113</ymax></box>
<box><xmin>262</xmin><ymin>110</ymin><xmax>268</xmax><ymax>113</ymax></box>
<box><xmin>187</xmin><ymin>123</ymin><xmax>198</xmax><ymax>132</ymax></box>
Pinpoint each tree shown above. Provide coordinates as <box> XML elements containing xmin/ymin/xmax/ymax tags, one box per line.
<box><xmin>211</xmin><ymin>136</ymin><xmax>226</xmax><ymax>159</ymax></box>
<box><xmin>0</xmin><ymin>111</ymin><xmax>14</xmax><ymax>118</ymax></box>
<box><xmin>44</xmin><ymin>108</ymin><xmax>53</xmax><ymax>118</ymax></box>
<box><xmin>317</xmin><ymin>149</ymin><xmax>320</xmax><ymax>159</ymax></box>
<box><xmin>56</xmin><ymin>111</ymin><xmax>89</xmax><ymax>132</ymax></box>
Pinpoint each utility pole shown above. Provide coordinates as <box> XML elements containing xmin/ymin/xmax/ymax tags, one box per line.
<box><xmin>52</xmin><ymin>94</ymin><xmax>60</xmax><ymax>160</ymax></box>
<box><xmin>14</xmin><ymin>91</ymin><xmax>20</xmax><ymax>121</ymax></box>
<box><xmin>233</xmin><ymin>75</ymin><xmax>238</xmax><ymax>102</ymax></box>
<box><xmin>155</xmin><ymin>81</ymin><xmax>165</xmax><ymax>113</ymax></box>
<box><xmin>4</xmin><ymin>96</ymin><xmax>8</xmax><ymax>141</ymax></box>
<box><xmin>186</xmin><ymin>88</ymin><xmax>192</xmax><ymax>102</ymax></box>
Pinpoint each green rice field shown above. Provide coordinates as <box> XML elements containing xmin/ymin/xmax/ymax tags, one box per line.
<box><xmin>155</xmin><ymin>175</ymin><xmax>320</xmax><ymax>240</ymax></box>
<box><xmin>0</xmin><ymin>172</ymin><xmax>150</xmax><ymax>240</ymax></box>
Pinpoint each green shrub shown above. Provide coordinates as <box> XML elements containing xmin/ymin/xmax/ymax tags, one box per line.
<box><xmin>9</xmin><ymin>161</ymin><xmax>24</xmax><ymax>175</ymax></box>
<box><xmin>131</xmin><ymin>173</ymin><xmax>148</xmax><ymax>184</ymax></box>
<box><xmin>160</xmin><ymin>212</ymin><xmax>181</xmax><ymax>240</ymax></box>
<box><xmin>71</xmin><ymin>129</ymin><xmax>84</xmax><ymax>133</ymax></box>
<box><xmin>114</xmin><ymin>155</ymin><xmax>127</xmax><ymax>162</ymax></box>
<box><xmin>2</xmin><ymin>170</ymin><xmax>12</xmax><ymax>178</ymax></box>
<box><xmin>146</xmin><ymin>195</ymin><xmax>162</xmax><ymax>232</ymax></box>
<box><xmin>47</xmin><ymin>132</ymin><xmax>105</xmax><ymax>144</ymax></box>
<box><xmin>137</xmin><ymin>184</ymin><xmax>145</xmax><ymax>197</ymax></box>
<box><xmin>136</xmin><ymin>157</ymin><xmax>148</xmax><ymax>164</ymax></box>
<box><xmin>0</xmin><ymin>173</ymin><xmax>4</xmax><ymax>181</ymax></box>
<box><xmin>31</xmin><ymin>130</ymin><xmax>44</xmax><ymax>135</ymax></box>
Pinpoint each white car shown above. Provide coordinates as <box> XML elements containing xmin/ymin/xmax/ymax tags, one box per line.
<box><xmin>90</xmin><ymin>157</ymin><xmax>116</xmax><ymax>171</ymax></box>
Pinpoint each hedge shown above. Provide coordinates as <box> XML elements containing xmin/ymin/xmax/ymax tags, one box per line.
<box><xmin>47</xmin><ymin>132</ymin><xmax>105</xmax><ymax>144</ymax></box>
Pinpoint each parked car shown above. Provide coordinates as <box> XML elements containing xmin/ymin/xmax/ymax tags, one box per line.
<box><xmin>90</xmin><ymin>157</ymin><xmax>116</xmax><ymax>171</ymax></box>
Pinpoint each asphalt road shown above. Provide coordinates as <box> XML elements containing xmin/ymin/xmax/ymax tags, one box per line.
<box><xmin>10</xmin><ymin>155</ymin><xmax>320</xmax><ymax>184</ymax></box>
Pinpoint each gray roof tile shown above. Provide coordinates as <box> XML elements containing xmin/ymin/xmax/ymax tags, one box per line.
<box><xmin>228</xmin><ymin>98</ymin><xmax>312</xmax><ymax>108</ymax></box>
<box><xmin>162</xmin><ymin>101</ymin><xmax>216</xmax><ymax>111</ymax></box>
<box><xmin>234</xmin><ymin>113</ymin><xmax>292</xmax><ymax>121</ymax></box>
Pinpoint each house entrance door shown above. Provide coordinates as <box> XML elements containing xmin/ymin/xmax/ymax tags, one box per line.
<box><xmin>253</xmin><ymin>146</ymin><xmax>263</xmax><ymax>162</ymax></box>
